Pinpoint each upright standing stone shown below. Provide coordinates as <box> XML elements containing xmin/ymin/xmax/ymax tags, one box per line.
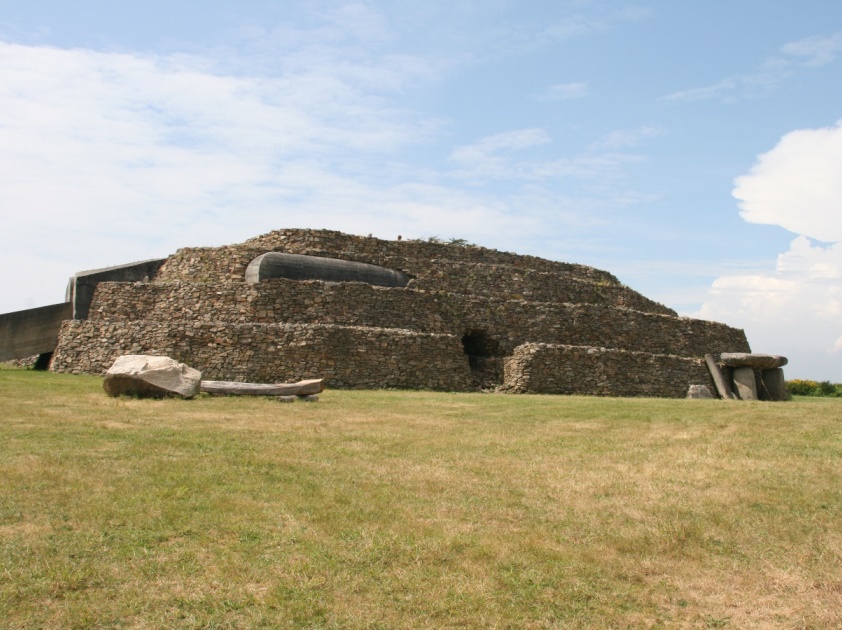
<box><xmin>761</xmin><ymin>368</ymin><xmax>788</xmax><ymax>401</ymax></box>
<box><xmin>732</xmin><ymin>367</ymin><xmax>758</xmax><ymax>401</ymax></box>
<box><xmin>704</xmin><ymin>354</ymin><xmax>736</xmax><ymax>400</ymax></box>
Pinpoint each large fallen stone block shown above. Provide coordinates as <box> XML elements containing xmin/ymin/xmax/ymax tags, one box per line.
<box><xmin>687</xmin><ymin>384</ymin><xmax>714</xmax><ymax>399</ymax></box>
<box><xmin>103</xmin><ymin>355</ymin><xmax>202</xmax><ymax>398</ymax></box>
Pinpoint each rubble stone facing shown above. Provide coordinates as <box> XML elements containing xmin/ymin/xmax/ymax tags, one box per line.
<box><xmin>51</xmin><ymin>228</ymin><xmax>751</xmax><ymax>396</ymax></box>
<box><xmin>86</xmin><ymin>280</ymin><xmax>745</xmax><ymax>358</ymax></box>
<box><xmin>155</xmin><ymin>230</ymin><xmax>618</xmax><ymax>283</ymax></box>
<box><xmin>153</xmin><ymin>233</ymin><xmax>675</xmax><ymax>316</ymax></box>
<box><xmin>52</xmin><ymin>320</ymin><xmax>473</xmax><ymax>391</ymax></box>
<box><xmin>503</xmin><ymin>343</ymin><xmax>712</xmax><ymax>398</ymax></box>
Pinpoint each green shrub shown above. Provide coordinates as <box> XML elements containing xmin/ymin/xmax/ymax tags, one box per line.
<box><xmin>818</xmin><ymin>381</ymin><xmax>836</xmax><ymax>396</ymax></box>
<box><xmin>786</xmin><ymin>379</ymin><xmax>842</xmax><ymax>397</ymax></box>
<box><xmin>786</xmin><ymin>379</ymin><xmax>819</xmax><ymax>396</ymax></box>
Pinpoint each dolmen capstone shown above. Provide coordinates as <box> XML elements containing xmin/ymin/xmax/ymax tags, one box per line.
<box><xmin>103</xmin><ymin>355</ymin><xmax>202</xmax><ymax>398</ymax></box>
<box><xmin>720</xmin><ymin>353</ymin><xmax>788</xmax><ymax>370</ymax></box>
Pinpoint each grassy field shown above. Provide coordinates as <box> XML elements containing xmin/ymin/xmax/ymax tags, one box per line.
<box><xmin>1</xmin><ymin>366</ymin><xmax>840</xmax><ymax>629</ymax></box>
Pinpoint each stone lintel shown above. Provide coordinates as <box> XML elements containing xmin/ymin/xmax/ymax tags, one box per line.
<box><xmin>720</xmin><ymin>352</ymin><xmax>787</xmax><ymax>370</ymax></box>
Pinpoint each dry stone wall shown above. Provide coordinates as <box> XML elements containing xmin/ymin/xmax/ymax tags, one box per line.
<box><xmin>156</xmin><ymin>230</ymin><xmax>624</xmax><ymax>287</ymax></box>
<box><xmin>52</xmin><ymin>228</ymin><xmax>751</xmax><ymax>396</ymax></box>
<box><xmin>405</xmin><ymin>262</ymin><xmax>676</xmax><ymax>315</ymax></box>
<box><xmin>52</xmin><ymin>319</ymin><xmax>472</xmax><ymax>390</ymax></box>
<box><xmin>242</xmin><ymin>229</ymin><xmax>618</xmax><ymax>278</ymax></box>
<box><xmin>504</xmin><ymin>343</ymin><xmax>712</xmax><ymax>398</ymax></box>
<box><xmin>88</xmin><ymin>280</ymin><xmax>747</xmax><ymax>358</ymax></box>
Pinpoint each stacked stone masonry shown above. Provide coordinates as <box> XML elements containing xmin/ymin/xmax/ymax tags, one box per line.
<box><xmin>503</xmin><ymin>344</ymin><xmax>710</xmax><ymax>398</ymax></box>
<box><xmin>51</xmin><ymin>228</ymin><xmax>751</xmax><ymax>396</ymax></box>
<box><xmin>54</xmin><ymin>320</ymin><xmax>471</xmax><ymax>391</ymax></box>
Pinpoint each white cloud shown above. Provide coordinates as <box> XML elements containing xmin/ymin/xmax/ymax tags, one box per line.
<box><xmin>0</xmin><ymin>39</ymin><xmax>463</xmax><ymax>311</ymax></box>
<box><xmin>447</xmin><ymin>128</ymin><xmax>647</xmax><ymax>184</ymax></box>
<box><xmin>694</xmin><ymin>237</ymin><xmax>842</xmax><ymax>380</ymax></box>
<box><xmin>539</xmin><ymin>6</ymin><xmax>652</xmax><ymax>44</ymax></box>
<box><xmin>590</xmin><ymin>126</ymin><xmax>662</xmax><ymax>150</ymax></box>
<box><xmin>733</xmin><ymin>121</ymin><xmax>842</xmax><ymax>242</ymax></box>
<box><xmin>449</xmin><ymin>128</ymin><xmax>550</xmax><ymax>163</ymax></box>
<box><xmin>1</xmin><ymin>39</ymin><xmax>612</xmax><ymax>313</ymax></box>
<box><xmin>538</xmin><ymin>82</ymin><xmax>588</xmax><ymax>101</ymax></box>
<box><xmin>0</xmin><ymin>7</ymin><xmax>664</xmax><ymax>316</ymax></box>
<box><xmin>777</xmin><ymin>236</ymin><xmax>841</xmax><ymax>280</ymax></box>
<box><xmin>781</xmin><ymin>31</ymin><xmax>842</xmax><ymax>67</ymax></box>
<box><xmin>447</xmin><ymin>129</ymin><xmax>552</xmax><ymax>180</ymax></box>
<box><xmin>663</xmin><ymin>79</ymin><xmax>738</xmax><ymax>103</ymax></box>
<box><xmin>664</xmin><ymin>30</ymin><xmax>842</xmax><ymax>103</ymax></box>
<box><xmin>695</xmin><ymin>122</ymin><xmax>842</xmax><ymax>381</ymax></box>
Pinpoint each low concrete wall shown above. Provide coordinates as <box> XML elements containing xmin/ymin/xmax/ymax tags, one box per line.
<box><xmin>66</xmin><ymin>258</ymin><xmax>166</xmax><ymax>320</ymax></box>
<box><xmin>0</xmin><ymin>302</ymin><xmax>72</xmax><ymax>361</ymax></box>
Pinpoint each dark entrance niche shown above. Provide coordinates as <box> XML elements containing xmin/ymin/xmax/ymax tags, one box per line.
<box><xmin>461</xmin><ymin>330</ymin><xmax>499</xmax><ymax>360</ymax></box>
<box><xmin>34</xmin><ymin>352</ymin><xmax>52</xmax><ymax>371</ymax></box>
<box><xmin>461</xmin><ymin>330</ymin><xmax>503</xmax><ymax>388</ymax></box>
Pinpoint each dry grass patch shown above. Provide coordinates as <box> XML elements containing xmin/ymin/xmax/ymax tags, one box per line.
<box><xmin>1</xmin><ymin>365</ymin><xmax>840</xmax><ymax>628</ymax></box>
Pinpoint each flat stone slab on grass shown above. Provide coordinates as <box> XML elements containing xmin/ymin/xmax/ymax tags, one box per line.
<box><xmin>104</xmin><ymin>355</ymin><xmax>202</xmax><ymax>399</ymax></box>
<box><xmin>200</xmin><ymin>379</ymin><xmax>324</xmax><ymax>396</ymax></box>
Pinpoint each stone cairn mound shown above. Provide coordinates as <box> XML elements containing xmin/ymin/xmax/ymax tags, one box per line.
<box><xmin>51</xmin><ymin>228</ymin><xmax>761</xmax><ymax>398</ymax></box>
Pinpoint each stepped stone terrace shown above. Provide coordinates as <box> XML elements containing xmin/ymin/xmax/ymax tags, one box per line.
<box><xmin>51</xmin><ymin>228</ymin><xmax>750</xmax><ymax>396</ymax></box>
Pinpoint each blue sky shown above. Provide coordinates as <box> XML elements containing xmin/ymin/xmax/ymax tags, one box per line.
<box><xmin>1</xmin><ymin>0</ymin><xmax>840</xmax><ymax>380</ymax></box>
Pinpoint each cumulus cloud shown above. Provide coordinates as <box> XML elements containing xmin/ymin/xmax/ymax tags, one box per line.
<box><xmin>695</xmin><ymin>123</ymin><xmax>842</xmax><ymax>380</ymax></box>
<box><xmin>733</xmin><ymin>121</ymin><xmax>842</xmax><ymax>242</ymax></box>
<box><xmin>695</xmin><ymin>237</ymin><xmax>842</xmax><ymax>379</ymax></box>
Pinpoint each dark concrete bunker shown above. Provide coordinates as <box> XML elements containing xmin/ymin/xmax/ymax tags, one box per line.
<box><xmin>246</xmin><ymin>252</ymin><xmax>410</xmax><ymax>287</ymax></box>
